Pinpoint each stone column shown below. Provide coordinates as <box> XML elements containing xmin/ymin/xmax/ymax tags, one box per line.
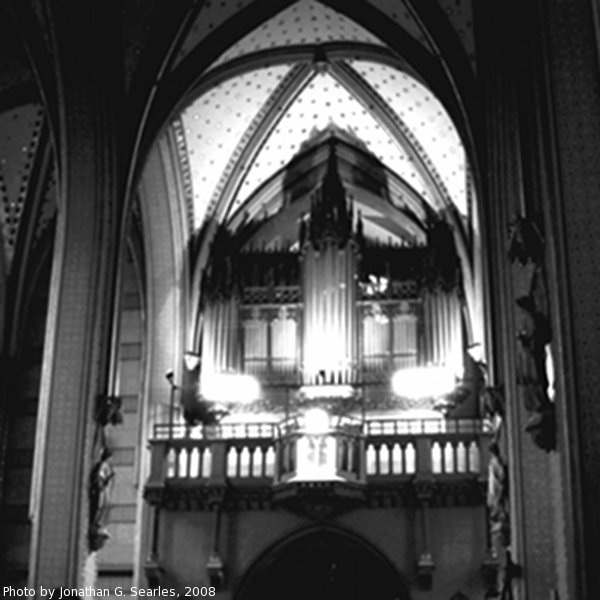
<box><xmin>477</xmin><ymin>1</ymin><xmax>557</xmax><ymax>598</ymax></box>
<box><xmin>479</xmin><ymin>0</ymin><xmax>600</xmax><ymax>598</ymax></box>
<box><xmin>26</xmin><ymin>2</ymin><xmax>122</xmax><ymax>589</ymax></box>
<box><xmin>538</xmin><ymin>1</ymin><xmax>600</xmax><ymax>597</ymax></box>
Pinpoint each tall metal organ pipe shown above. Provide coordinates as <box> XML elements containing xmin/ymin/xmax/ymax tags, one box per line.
<box><xmin>200</xmin><ymin>298</ymin><xmax>240</xmax><ymax>391</ymax></box>
<box><xmin>300</xmin><ymin>142</ymin><xmax>359</xmax><ymax>385</ymax></box>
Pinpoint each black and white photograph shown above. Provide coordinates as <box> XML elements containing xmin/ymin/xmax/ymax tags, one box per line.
<box><xmin>0</xmin><ymin>1</ymin><xmax>597</xmax><ymax>599</ymax></box>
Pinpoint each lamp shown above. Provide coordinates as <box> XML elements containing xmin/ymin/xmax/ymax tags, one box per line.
<box><xmin>165</xmin><ymin>370</ymin><xmax>178</xmax><ymax>438</ymax></box>
<box><xmin>144</xmin><ymin>556</ymin><xmax>164</xmax><ymax>589</ymax></box>
<box><xmin>184</xmin><ymin>351</ymin><xmax>201</xmax><ymax>371</ymax></box>
<box><xmin>417</xmin><ymin>551</ymin><xmax>435</xmax><ymax>590</ymax></box>
<box><xmin>303</xmin><ymin>407</ymin><xmax>330</xmax><ymax>434</ymax></box>
<box><xmin>206</xmin><ymin>551</ymin><xmax>225</xmax><ymax>588</ymax></box>
<box><xmin>299</xmin><ymin>383</ymin><xmax>354</xmax><ymax>400</ymax></box>
<box><xmin>200</xmin><ymin>373</ymin><xmax>260</xmax><ymax>404</ymax></box>
<box><xmin>391</xmin><ymin>366</ymin><xmax>457</xmax><ymax>399</ymax></box>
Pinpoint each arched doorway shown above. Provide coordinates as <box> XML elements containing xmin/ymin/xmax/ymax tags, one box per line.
<box><xmin>235</xmin><ymin>527</ymin><xmax>411</xmax><ymax>600</ymax></box>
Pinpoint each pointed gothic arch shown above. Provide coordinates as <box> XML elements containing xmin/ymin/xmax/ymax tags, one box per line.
<box><xmin>234</xmin><ymin>525</ymin><xmax>412</xmax><ymax>600</ymax></box>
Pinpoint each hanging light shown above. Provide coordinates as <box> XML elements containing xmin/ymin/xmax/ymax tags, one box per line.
<box><xmin>302</xmin><ymin>407</ymin><xmax>331</xmax><ymax>434</ymax></box>
<box><xmin>391</xmin><ymin>366</ymin><xmax>457</xmax><ymax>399</ymax></box>
<box><xmin>299</xmin><ymin>384</ymin><xmax>354</xmax><ymax>400</ymax></box>
<box><xmin>184</xmin><ymin>351</ymin><xmax>201</xmax><ymax>371</ymax></box>
<box><xmin>200</xmin><ymin>373</ymin><xmax>260</xmax><ymax>404</ymax></box>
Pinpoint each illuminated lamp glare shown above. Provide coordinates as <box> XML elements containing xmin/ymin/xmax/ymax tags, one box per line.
<box><xmin>300</xmin><ymin>384</ymin><xmax>354</xmax><ymax>399</ymax></box>
<box><xmin>184</xmin><ymin>352</ymin><xmax>201</xmax><ymax>371</ymax></box>
<box><xmin>466</xmin><ymin>342</ymin><xmax>485</xmax><ymax>364</ymax></box>
<box><xmin>401</xmin><ymin>408</ymin><xmax>444</xmax><ymax>420</ymax></box>
<box><xmin>392</xmin><ymin>366</ymin><xmax>456</xmax><ymax>399</ymax></box>
<box><xmin>201</xmin><ymin>373</ymin><xmax>260</xmax><ymax>404</ymax></box>
<box><xmin>303</xmin><ymin>408</ymin><xmax>330</xmax><ymax>435</ymax></box>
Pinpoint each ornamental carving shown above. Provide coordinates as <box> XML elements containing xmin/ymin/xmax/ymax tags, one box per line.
<box><xmin>508</xmin><ymin>216</ymin><xmax>556</xmax><ymax>451</ymax></box>
<box><xmin>89</xmin><ymin>395</ymin><xmax>123</xmax><ymax>551</ymax></box>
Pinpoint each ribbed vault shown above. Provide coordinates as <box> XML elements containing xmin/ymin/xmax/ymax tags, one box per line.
<box><xmin>136</xmin><ymin>0</ymin><xmax>483</xmax><ymax>352</ymax></box>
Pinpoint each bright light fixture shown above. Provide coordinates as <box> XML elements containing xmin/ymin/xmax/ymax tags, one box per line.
<box><xmin>184</xmin><ymin>351</ymin><xmax>201</xmax><ymax>371</ymax></box>
<box><xmin>391</xmin><ymin>366</ymin><xmax>457</xmax><ymax>399</ymax></box>
<box><xmin>303</xmin><ymin>408</ymin><xmax>330</xmax><ymax>435</ymax></box>
<box><xmin>200</xmin><ymin>373</ymin><xmax>260</xmax><ymax>404</ymax></box>
<box><xmin>299</xmin><ymin>384</ymin><xmax>354</xmax><ymax>400</ymax></box>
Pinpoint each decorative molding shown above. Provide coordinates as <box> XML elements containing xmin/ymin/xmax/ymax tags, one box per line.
<box><xmin>171</xmin><ymin>118</ymin><xmax>195</xmax><ymax>234</ymax></box>
<box><xmin>144</xmin><ymin>477</ymin><xmax>486</xmax><ymax>512</ymax></box>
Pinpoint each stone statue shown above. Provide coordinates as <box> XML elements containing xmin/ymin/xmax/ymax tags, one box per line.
<box><xmin>509</xmin><ymin>216</ymin><xmax>556</xmax><ymax>451</ymax></box>
<box><xmin>89</xmin><ymin>447</ymin><xmax>115</xmax><ymax>551</ymax></box>
<box><xmin>487</xmin><ymin>442</ymin><xmax>510</xmax><ymax>547</ymax></box>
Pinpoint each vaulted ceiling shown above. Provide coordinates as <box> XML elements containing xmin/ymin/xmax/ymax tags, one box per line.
<box><xmin>0</xmin><ymin>0</ymin><xmax>480</xmax><ymax>337</ymax></box>
<box><xmin>168</xmin><ymin>0</ymin><xmax>476</xmax><ymax>244</ymax></box>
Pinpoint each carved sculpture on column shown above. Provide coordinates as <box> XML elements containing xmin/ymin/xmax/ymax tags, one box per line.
<box><xmin>508</xmin><ymin>216</ymin><xmax>556</xmax><ymax>451</ymax></box>
<box><xmin>88</xmin><ymin>395</ymin><xmax>122</xmax><ymax>551</ymax></box>
<box><xmin>482</xmin><ymin>385</ymin><xmax>505</xmax><ymax>442</ymax></box>
<box><xmin>487</xmin><ymin>441</ymin><xmax>510</xmax><ymax>548</ymax></box>
<box><xmin>89</xmin><ymin>446</ymin><xmax>115</xmax><ymax>551</ymax></box>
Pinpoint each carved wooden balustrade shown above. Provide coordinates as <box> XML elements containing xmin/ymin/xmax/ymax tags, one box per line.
<box><xmin>144</xmin><ymin>418</ymin><xmax>493</xmax><ymax>510</ymax></box>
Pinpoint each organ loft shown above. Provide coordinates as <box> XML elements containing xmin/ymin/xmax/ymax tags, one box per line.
<box><xmin>142</xmin><ymin>129</ymin><xmax>491</xmax><ymax>598</ymax></box>
<box><xmin>193</xmin><ymin>130</ymin><xmax>468</xmax><ymax>425</ymax></box>
<box><xmin>2</xmin><ymin>3</ymin><xmax>596</xmax><ymax>598</ymax></box>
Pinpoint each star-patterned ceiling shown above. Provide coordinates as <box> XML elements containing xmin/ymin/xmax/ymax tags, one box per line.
<box><xmin>0</xmin><ymin>103</ymin><xmax>44</xmax><ymax>266</ymax></box>
<box><xmin>172</xmin><ymin>0</ymin><xmax>473</xmax><ymax>239</ymax></box>
<box><xmin>211</xmin><ymin>0</ymin><xmax>386</xmax><ymax>69</ymax></box>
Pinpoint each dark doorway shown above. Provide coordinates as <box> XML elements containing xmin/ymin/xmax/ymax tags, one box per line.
<box><xmin>235</xmin><ymin>528</ymin><xmax>411</xmax><ymax>600</ymax></box>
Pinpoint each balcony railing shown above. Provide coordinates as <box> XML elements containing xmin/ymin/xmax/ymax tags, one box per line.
<box><xmin>145</xmin><ymin>418</ymin><xmax>492</xmax><ymax>499</ymax></box>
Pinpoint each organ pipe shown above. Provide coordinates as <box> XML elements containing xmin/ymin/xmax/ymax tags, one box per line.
<box><xmin>197</xmin><ymin>137</ymin><xmax>466</xmax><ymax>397</ymax></box>
<box><xmin>300</xmin><ymin>142</ymin><xmax>359</xmax><ymax>385</ymax></box>
<box><xmin>301</xmin><ymin>243</ymin><xmax>357</xmax><ymax>384</ymax></box>
<box><xmin>200</xmin><ymin>298</ymin><xmax>240</xmax><ymax>391</ymax></box>
<box><xmin>422</xmin><ymin>291</ymin><xmax>463</xmax><ymax>371</ymax></box>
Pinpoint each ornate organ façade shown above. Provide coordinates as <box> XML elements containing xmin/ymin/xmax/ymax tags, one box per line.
<box><xmin>198</xmin><ymin>137</ymin><xmax>464</xmax><ymax>411</ymax></box>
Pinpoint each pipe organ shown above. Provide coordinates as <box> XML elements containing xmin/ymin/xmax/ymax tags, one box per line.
<box><xmin>197</xmin><ymin>136</ymin><xmax>465</xmax><ymax>410</ymax></box>
<box><xmin>300</xmin><ymin>144</ymin><xmax>359</xmax><ymax>385</ymax></box>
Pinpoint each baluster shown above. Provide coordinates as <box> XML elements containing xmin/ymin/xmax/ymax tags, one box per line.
<box><xmin>189</xmin><ymin>447</ymin><xmax>200</xmax><ymax>478</ymax></box>
<box><xmin>202</xmin><ymin>447</ymin><xmax>212</xmax><ymax>478</ymax></box>
<box><xmin>240</xmin><ymin>446</ymin><xmax>251</xmax><ymax>477</ymax></box>
<box><xmin>265</xmin><ymin>446</ymin><xmax>275</xmax><ymax>477</ymax></box>
<box><xmin>468</xmin><ymin>440</ymin><xmax>480</xmax><ymax>473</ymax></box>
<box><xmin>392</xmin><ymin>443</ymin><xmax>402</xmax><ymax>474</ymax></box>
<box><xmin>167</xmin><ymin>447</ymin><xmax>177</xmax><ymax>478</ymax></box>
<box><xmin>443</xmin><ymin>441</ymin><xmax>455</xmax><ymax>473</ymax></box>
<box><xmin>366</xmin><ymin>444</ymin><xmax>377</xmax><ymax>475</ymax></box>
<box><xmin>405</xmin><ymin>442</ymin><xmax>416</xmax><ymax>474</ymax></box>
<box><xmin>178</xmin><ymin>447</ymin><xmax>188</xmax><ymax>478</ymax></box>
<box><xmin>227</xmin><ymin>447</ymin><xmax>238</xmax><ymax>477</ymax></box>
<box><xmin>252</xmin><ymin>446</ymin><xmax>263</xmax><ymax>477</ymax></box>
<box><xmin>431</xmin><ymin>442</ymin><xmax>442</xmax><ymax>474</ymax></box>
